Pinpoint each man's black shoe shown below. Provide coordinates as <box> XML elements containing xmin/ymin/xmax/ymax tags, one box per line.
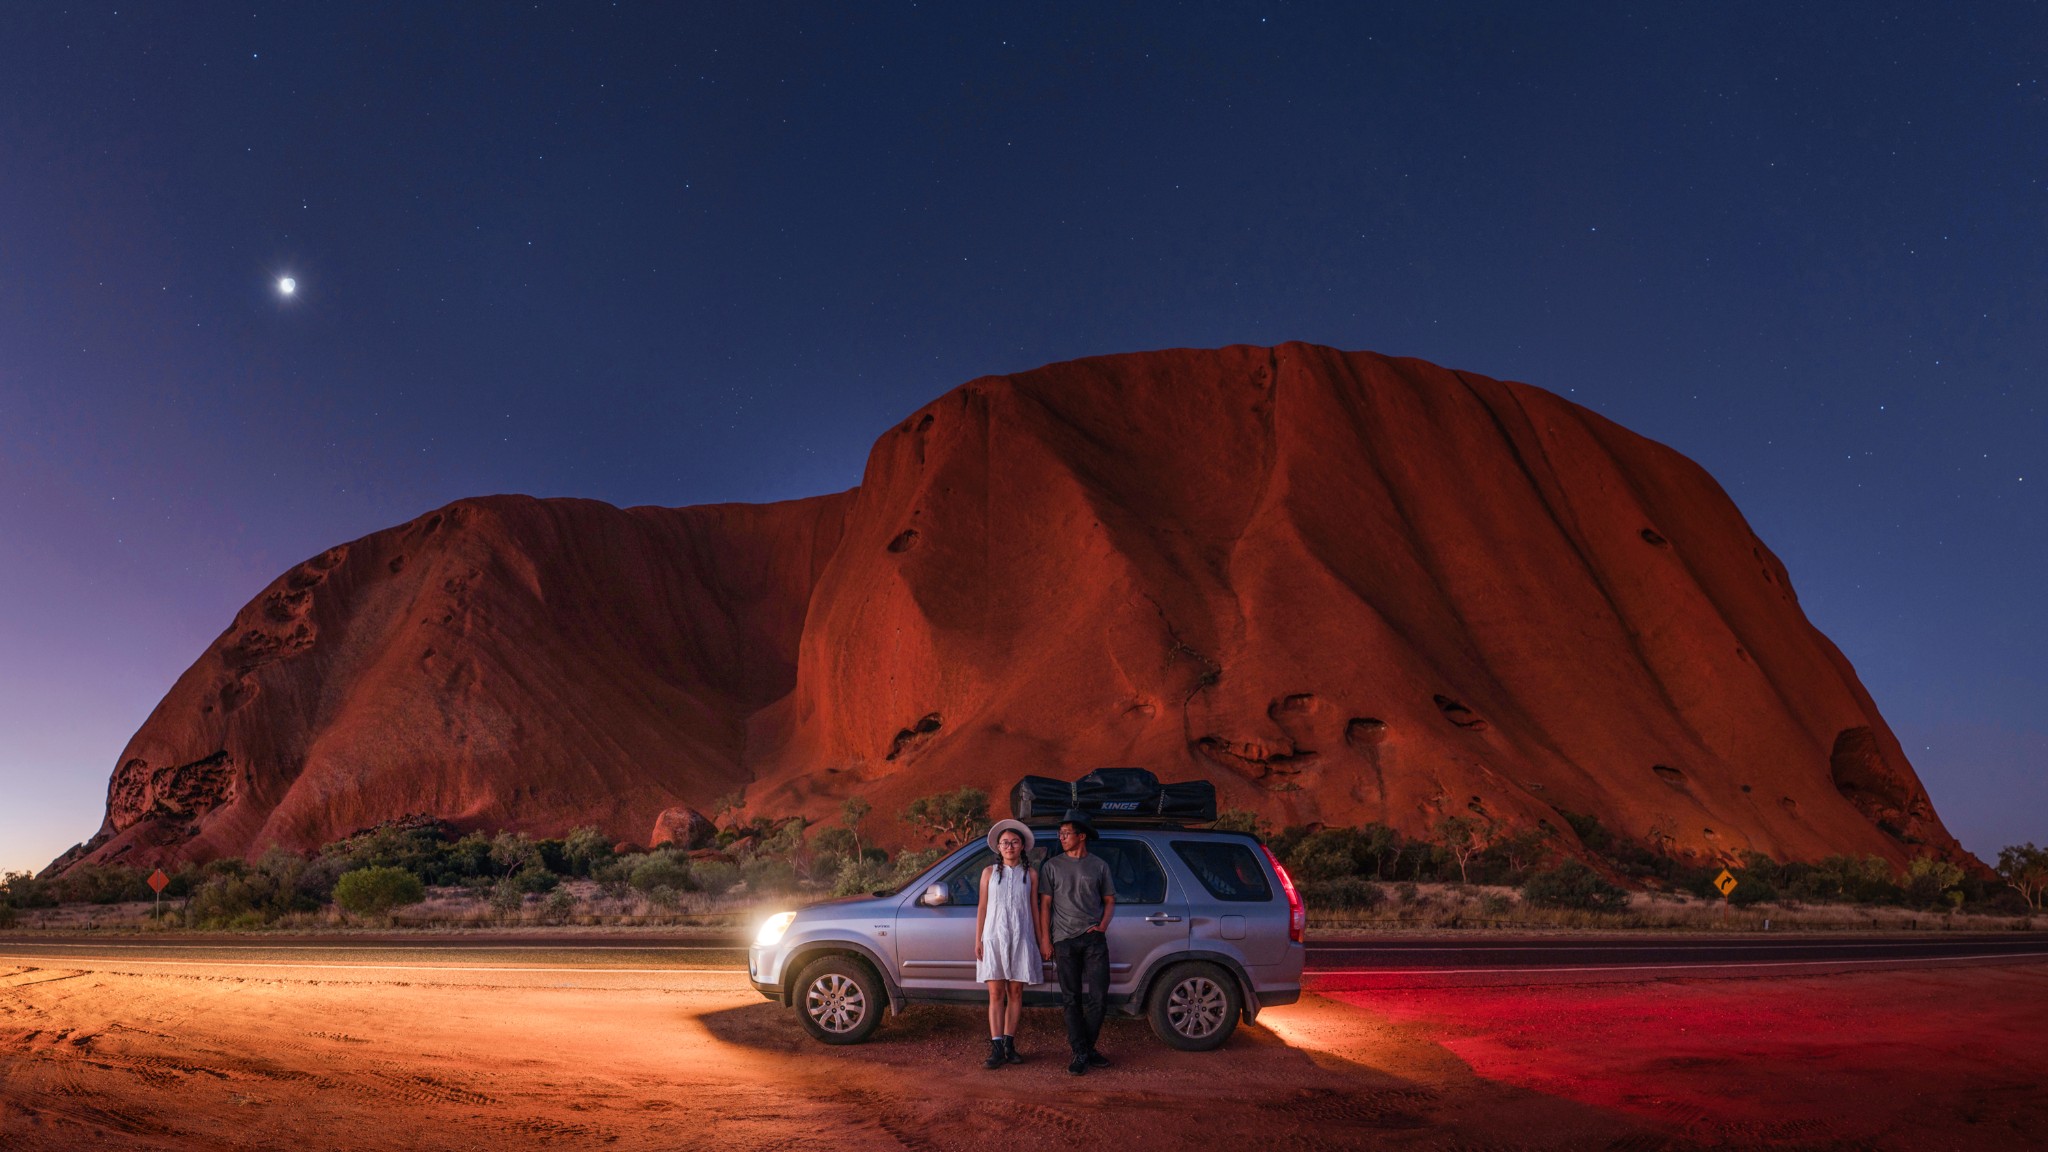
<box><xmin>1085</xmin><ymin>1050</ymin><xmax>1111</xmax><ymax>1069</ymax></box>
<box><xmin>1067</xmin><ymin>1054</ymin><xmax>1089</xmax><ymax>1076</ymax></box>
<box><xmin>1003</xmin><ymin>1036</ymin><xmax>1023</xmax><ymax>1065</ymax></box>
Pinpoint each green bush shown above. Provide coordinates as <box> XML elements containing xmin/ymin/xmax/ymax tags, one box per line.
<box><xmin>832</xmin><ymin>856</ymin><xmax>897</xmax><ymax>897</ymax></box>
<box><xmin>1520</xmin><ymin>859</ymin><xmax>1630</xmax><ymax>911</ymax></box>
<box><xmin>562</xmin><ymin>826</ymin><xmax>614</xmax><ymax>877</ymax></box>
<box><xmin>902</xmin><ymin>787</ymin><xmax>989</xmax><ymax>847</ymax></box>
<box><xmin>1286</xmin><ymin>830</ymin><xmax>1366</xmax><ymax>882</ymax></box>
<box><xmin>488</xmin><ymin>878</ymin><xmax>526</xmax><ymax>917</ymax></box>
<box><xmin>1211</xmin><ymin>809</ymin><xmax>1271</xmax><ymax>840</ymax></box>
<box><xmin>742</xmin><ymin>859</ymin><xmax>798</xmax><ymax>894</ymax></box>
<box><xmin>1301</xmin><ymin>876</ymin><xmax>1385</xmax><ymax>910</ymax></box>
<box><xmin>629</xmin><ymin>853</ymin><xmax>694</xmax><ymax>893</ymax></box>
<box><xmin>540</xmin><ymin>888</ymin><xmax>576</xmax><ymax>923</ymax></box>
<box><xmin>692</xmin><ymin>860</ymin><xmax>741</xmax><ymax>896</ymax></box>
<box><xmin>332</xmin><ymin>866</ymin><xmax>426</xmax><ymax>917</ymax></box>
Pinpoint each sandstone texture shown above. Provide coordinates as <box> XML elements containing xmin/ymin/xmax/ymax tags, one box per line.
<box><xmin>50</xmin><ymin>344</ymin><xmax>1971</xmax><ymax>874</ymax></box>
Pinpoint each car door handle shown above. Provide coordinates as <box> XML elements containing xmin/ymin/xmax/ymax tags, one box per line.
<box><xmin>1144</xmin><ymin>914</ymin><xmax>1183</xmax><ymax>924</ymax></box>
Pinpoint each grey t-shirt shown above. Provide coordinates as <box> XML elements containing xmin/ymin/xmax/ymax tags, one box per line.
<box><xmin>1039</xmin><ymin>850</ymin><xmax>1116</xmax><ymax>943</ymax></box>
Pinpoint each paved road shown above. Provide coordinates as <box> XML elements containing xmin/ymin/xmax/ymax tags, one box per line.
<box><xmin>4</xmin><ymin>931</ymin><xmax>2044</xmax><ymax>989</ymax></box>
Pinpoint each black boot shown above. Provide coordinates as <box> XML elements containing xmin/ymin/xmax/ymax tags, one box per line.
<box><xmin>984</xmin><ymin>1038</ymin><xmax>1005</xmax><ymax>1069</ymax></box>
<box><xmin>1003</xmin><ymin>1035</ymin><xmax>1023</xmax><ymax>1064</ymax></box>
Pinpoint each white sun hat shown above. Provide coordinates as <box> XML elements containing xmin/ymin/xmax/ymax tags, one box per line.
<box><xmin>985</xmin><ymin>818</ymin><xmax>1035</xmax><ymax>855</ymax></box>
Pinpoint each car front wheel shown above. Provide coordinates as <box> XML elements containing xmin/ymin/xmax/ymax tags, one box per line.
<box><xmin>1147</xmin><ymin>961</ymin><xmax>1241</xmax><ymax>1051</ymax></box>
<box><xmin>794</xmin><ymin>956</ymin><xmax>883</xmax><ymax>1045</ymax></box>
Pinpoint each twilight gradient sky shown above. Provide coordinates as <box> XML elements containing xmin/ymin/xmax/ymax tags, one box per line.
<box><xmin>2</xmin><ymin>4</ymin><xmax>2043</xmax><ymax>875</ymax></box>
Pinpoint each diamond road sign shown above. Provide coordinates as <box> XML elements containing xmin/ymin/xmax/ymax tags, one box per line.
<box><xmin>148</xmin><ymin>869</ymin><xmax>169</xmax><ymax>894</ymax></box>
<box><xmin>1713</xmin><ymin>869</ymin><xmax>1738</xmax><ymax>897</ymax></box>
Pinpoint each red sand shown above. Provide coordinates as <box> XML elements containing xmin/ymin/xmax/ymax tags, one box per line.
<box><xmin>2</xmin><ymin>952</ymin><xmax>2043</xmax><ymax>1150</ymax></box>
<box><xmin>57</xmin><ymin>345</ymin><xmax>1964</xmax><ymax>876</ymax></box>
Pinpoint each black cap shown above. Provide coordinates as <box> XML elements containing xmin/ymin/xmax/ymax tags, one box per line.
<box><xmin>1057</xmin><ymin>808</ymin><xmax>1098</xmax><ymax>840</ymax></box>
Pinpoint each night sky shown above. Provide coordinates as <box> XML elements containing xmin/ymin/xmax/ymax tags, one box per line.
<box><xmin>3</xmin><ymin>4</ymin><xmax>2042</xmax><ymax>875</ymax></box>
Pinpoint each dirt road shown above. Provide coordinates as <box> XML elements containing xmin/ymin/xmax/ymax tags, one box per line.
<box><xmin>2</xmin><ymin>946</ymin><xmax>2044</xmax><ymax>1150</ymax></box>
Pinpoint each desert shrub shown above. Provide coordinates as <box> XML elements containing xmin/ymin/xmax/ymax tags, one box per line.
<box><xmin>1520</xmin><ymin>859</ymin><xmax>1630</xmax><ymax>911</ymax></box>
<box><xmin>488</xmin><ymin>831</ymin><xmax>543</xmax><ymax>875</ymax></box>
<box><xmin>562</xmin><ymin>826</ymin><xmax>614</xmax><ymax>877</ymax></box>
<box><xmin>832</xmin><ymin>856</ymin><xmax>896</xmax><ymax>897</ymax></box>
<box><xmin>902</xmin><ymin>787</ymin><xmax>990</xmax><ymax>847</ymax></box>
<box><xmin>1726</xmin><ymin>871</ymin><xmax>1777</xmax><ymax>906</ymax></box>
<box><xmin>332</xmin><ymin>866</ymin><xmax>426</xmax><ymax>917</ymax></box>
<box><xmin>1</xmin><ymin>870</ymin><xmax>54</xmax><ymax>909</ymax></box>
<box><xmin>1211</xmin><ymin>809</ymin><xmax>1271</xmax><ymax>840</ymax></box>
<box><xmin>742</xmin><ymin>859</ymin><xmax>799</xmax><ymax>894</ymax></box>
<box><xmin>1302</xmin><ymin>876</ymin><xmax>1384</xmax><ymax>910</ymax></box>
<box><xmin>891</xmin><ymin>848</ymin><xmax>943</xmax><ymax>884</ymax></box>
<box><xmin>519</xmin><ymin>865</ymin><xmax>562</xmax><ymax>893</ymax></box>
<box><xmin>488</xmin><ymin>879</ymin><xmax>526</xmax><ymax>917</ymax></box>
<box><xmin>1785</xmin><ymin>855</ymin><xmax>1901</xmax><ymax>904</ymax></box>
<box><xmin>540</xmin><ymin>888</ymin><xmax>576</xmax><ymax>923</ymax></box>
<box><xmin>1394</xmin><ymin>881</ymin><xmax>1419</xmax><ymax>905</ymax></box>
<box><xmin>1286</xmin><ymin>830</ymin><xmax>1366</xmax><ymax>883</ymax></box>
<box><xmin>1997</xmin><ymin>843</ymin><xmax>2048</xmax><ymax>910</ymax></box>
<box><xmin>644</xmin><ymin>884</ymin><xmax>681</xmax><ymax>912</ymax></box>
<box><xmin>1905</xmin><ymin>857</ymin><xmax>1966</xmax><ymax>908</ymax></box>
<box><xmin>629</xmin><ymin>853</ymin><xmax>694</xmax><ymax>893</ymax></box>
<box><xmin>811</xmin><ymin>826</ymin><xmax>858</xmax><ymax>858</ymax></box>
<box><xmin>1477</xmin><ymin>891</ymin><xmax>1514</xmax><ymax>917</ymax></box>
<box><xmin>692</xmin><ymin>860</ymin><xmax>741</xmax><ymax>896</ymax></box>
<box><xmin>50</xmin><ymin>863</ymin><xmax>151</xmax><ymax>905</ymax></box>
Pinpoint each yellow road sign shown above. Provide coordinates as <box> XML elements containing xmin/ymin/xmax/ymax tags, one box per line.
<box><xmin>1713</xmin><ymin>869</ymin><xmax>1738</xmax><ymax>897</ymax></box>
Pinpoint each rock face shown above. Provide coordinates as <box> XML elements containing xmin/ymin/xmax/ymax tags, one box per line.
<box><xmin>51</xmin><ymin>344</ymin><xmax>1972</xmax><ymax>875</ymax></box>
<box><xmin>649</xmin><ymin>807</ymin><xmax>717</xmax><ymax>851</ymax></box>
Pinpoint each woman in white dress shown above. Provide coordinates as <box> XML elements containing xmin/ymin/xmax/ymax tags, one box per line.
<box><xmin>974</xmin><ymin>818</ymin><xmax>1039</xmax><ymax>1069</ymax></box>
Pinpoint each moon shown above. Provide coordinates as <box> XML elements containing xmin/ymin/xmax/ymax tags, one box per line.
<box><xmin>278</xmin><ymin>277</ymin><xmax>297</xmax><ymax>296</ymax></box>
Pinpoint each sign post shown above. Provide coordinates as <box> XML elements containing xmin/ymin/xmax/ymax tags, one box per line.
<box><xmin>1712</xmin><ymin>868</ymin><xmax>1738</xmax><ymax>908</ymax></box>
<box><xmin>147</xmin><ymin>868</ymin><xmax>169</xmax><ymax>924</ymax></box>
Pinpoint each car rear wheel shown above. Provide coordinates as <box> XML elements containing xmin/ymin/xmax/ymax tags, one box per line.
<box><xmin>794</xmin><ymin>956</ymin><xmax>883</xmax><ymax>1045</ymax></box>
<box><xmin>1147</xmin><ymin>961</ymin><xmax>1241</xmax><ymax>1051</ymax></box>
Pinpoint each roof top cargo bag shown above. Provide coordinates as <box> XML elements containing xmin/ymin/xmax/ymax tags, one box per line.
<box><xmin>1010</xmin><ymin>768</ymin><xmax>1216</xmax><ymax>824</ymax></box>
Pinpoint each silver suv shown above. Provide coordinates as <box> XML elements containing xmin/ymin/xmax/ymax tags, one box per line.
<box><xmin>748</xmin><ymin>825</ymin><xmax>1305</xmax><ymax>1050</ymax></box>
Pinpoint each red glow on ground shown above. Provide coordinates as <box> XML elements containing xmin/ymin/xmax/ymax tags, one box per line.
<box><xmin>1324</xmin><ymin>965</ymin><xmax>2048</xmax><ymax>1146</ymax></box>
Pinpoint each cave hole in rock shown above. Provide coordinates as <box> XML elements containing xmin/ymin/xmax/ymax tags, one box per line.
<box><xmin>915</xmin><ymin>413</ymin><xmax>934</xmax><ymax>432</ymax></box>
<box><xmin>1344</xmin><ymin>717</ymin><xmax>1389</xmax><ymax>747</ymax></box>
<box><xmin>1740</xmin><ymin>784</ymin><xmax>1752</xmax><ymax>794</ymax></box>
<box><xmin>885</xmin><ymin>713</ymin><xmax>944</xmax><ymax>761</ymax></box>
<box><xmin>887</xmin><ymin>529</ymin><xmax>921</xmax><ymax>553</ymax></box>
<box><xmin>388</xmin><ymin>554</ymin><xmax>406</xmax><ymax>574</ymax></box>
<box><xmin>1639</xmin><ymin>528</ymin><xmax>1670</xmax><ymax>548</ymax></box>
<box><xmin>422</xmin><ymin>513</ymin><xmax>444</xmax><ymax>535</ymax></box>
<box><xmin>1652</xmin><ymin>765</ymin><xmax>1687</xmax><ymax>788</ymax></box>
<box><xmin>1432</xmin><ymin>695</ymin><xmax>1487</xmax><ymax>730</ymax></box>
<box><xmin>1269</xmin><ymin>693</ymin><xmax>1318</xmax><ymax>720</ymax></box>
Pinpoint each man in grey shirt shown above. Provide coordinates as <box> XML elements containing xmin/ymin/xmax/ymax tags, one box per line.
<box><xmin>1037</xmin><ymin>808</ymin><xmax>1116</xmax><ymax>1075</ymax></box>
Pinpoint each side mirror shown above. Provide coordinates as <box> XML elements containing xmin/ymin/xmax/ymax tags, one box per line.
<box><xmin>919</xmin><ymin>883</ymin><xmax>951</xmax><ymax>907</ymax></box>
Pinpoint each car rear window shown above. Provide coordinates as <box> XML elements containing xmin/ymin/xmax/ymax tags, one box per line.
<box><xmin>1089</xmin><ymin>839</ymin><xmax>1166</xmax><ymax>904</ymax></box>
<box><xmin>1171</xmin><ymin>841</ymin><xmax>1273</xmax><ymax>902</ymax></box>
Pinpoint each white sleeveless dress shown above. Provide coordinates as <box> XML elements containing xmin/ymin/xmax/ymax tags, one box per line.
<box><xmin>976</xmin><ymin>863</ymin><xmax>1040</xmax><ymax>983</ymax></box>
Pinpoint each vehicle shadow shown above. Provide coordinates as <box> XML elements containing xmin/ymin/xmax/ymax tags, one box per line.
<box><xmin>692</xmin><ymin>995</ymin><xmax>1677</xmax><ymax>1150</ymax></box>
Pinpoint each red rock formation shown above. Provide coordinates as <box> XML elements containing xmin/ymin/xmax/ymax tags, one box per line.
<box><xmin>49</xmin><ymin>345</ymin><xmax>1973</xmax><ymax>875</ymax></box>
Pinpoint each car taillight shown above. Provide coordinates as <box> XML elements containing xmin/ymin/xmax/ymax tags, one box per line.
<box><xmin>1262</xmin><ymin>844</ymin><xmax>1305</xmax><ymax>943</ymax></box>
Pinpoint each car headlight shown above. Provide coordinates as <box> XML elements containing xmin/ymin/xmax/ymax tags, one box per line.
<box><xmin>754</xmin><ymin>911</ymin><xmax>797</xmax><ymax>947</ymax></box>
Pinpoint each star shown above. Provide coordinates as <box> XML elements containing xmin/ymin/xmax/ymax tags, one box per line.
<box><xmin>277</xmin><ymin>277</ymin><xmax>296</xmax><ymax>296</ymax></box>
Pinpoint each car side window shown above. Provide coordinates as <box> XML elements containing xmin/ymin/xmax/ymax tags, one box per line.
<box><xmin>936</xmin><ymin>848</ymin><xmax>996</xmax><ymax>905</ymax></box>
<box><xmin>1090</xmin><ymin>838</ymin><xmax>1166</xmax><ymax>905</ymax></box>
<box><xmin>1170</xmin><ymin>840</ymin><xmax>1273</xmax><ymax>902</ymax></box>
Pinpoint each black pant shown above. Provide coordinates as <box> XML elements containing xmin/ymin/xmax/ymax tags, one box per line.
<box><xmin>1053</xmin><ymin>929</ymin><xmax>1109</xmax><ymax>1056</ymax></box>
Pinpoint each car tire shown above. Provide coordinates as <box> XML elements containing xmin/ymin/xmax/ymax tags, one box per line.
<box><xmin>794</xmin><ymin>956</ymin><xmax>884</xmax><ymax>1045</ymax></box>
<box><xmin>1147</xmin><ymin>961</ymin><xmax>1241</xmax><ymax>1051</ymax></box>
